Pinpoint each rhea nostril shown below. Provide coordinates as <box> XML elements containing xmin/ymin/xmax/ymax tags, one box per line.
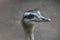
<box><xmin>41</xmin><ymin>18</ymin><xmax>51</xmax><ymax>22</ymax></box>
<box><xmin>42</xmin><ymin>19</ymin><xmax>45</xmax><ymax>20</ymax></box>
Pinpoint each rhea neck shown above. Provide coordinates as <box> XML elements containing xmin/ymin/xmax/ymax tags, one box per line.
<box><xmin>22</xmin><ymin>20</ymin><xmax>35</xmax><ymax>40</ymax></box>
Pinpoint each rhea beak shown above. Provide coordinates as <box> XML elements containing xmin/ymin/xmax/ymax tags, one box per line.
<box><xmin>37</xmin><ymin>16</ymin><xmax>51</xmax><ymax>22</ymax></box>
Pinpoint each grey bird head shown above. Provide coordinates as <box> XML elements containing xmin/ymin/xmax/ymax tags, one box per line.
<box><xmin>23</xmin><ymin>9</ymin><xmax>51</xmax><ymax>24</ymax></box>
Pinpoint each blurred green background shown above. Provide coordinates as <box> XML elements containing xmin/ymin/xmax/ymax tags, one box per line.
<box><xmin>0</xmin><ymin>0</ymin><xmax>60</xmax><ymax>40</ymax></box>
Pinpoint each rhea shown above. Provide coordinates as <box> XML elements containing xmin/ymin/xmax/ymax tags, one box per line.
<box><xmin>21</xmin><ymin>9</ymin><xmax>51</xmax><ymax>40</ymax></box>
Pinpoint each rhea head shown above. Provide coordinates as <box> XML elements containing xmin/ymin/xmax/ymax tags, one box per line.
<box><xmin>22</xmin><ymin>9</ymin><xmax>51</xmax><ymax>24</ymax></box>
<box><xmin>22</xmin><ymin>9</ymin><xmax>51</xmax><ymax>40</ymax></box>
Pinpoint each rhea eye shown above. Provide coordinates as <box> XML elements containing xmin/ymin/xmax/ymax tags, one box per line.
<box><xmin>28</xmin><ymin>14</ymin><xmax>34</xmax><ymax>19</ymax></box>
<box><xmin>24</xmin><ymin>14</ymin><xmax>34</xmax><ymax>19</ymax></box>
